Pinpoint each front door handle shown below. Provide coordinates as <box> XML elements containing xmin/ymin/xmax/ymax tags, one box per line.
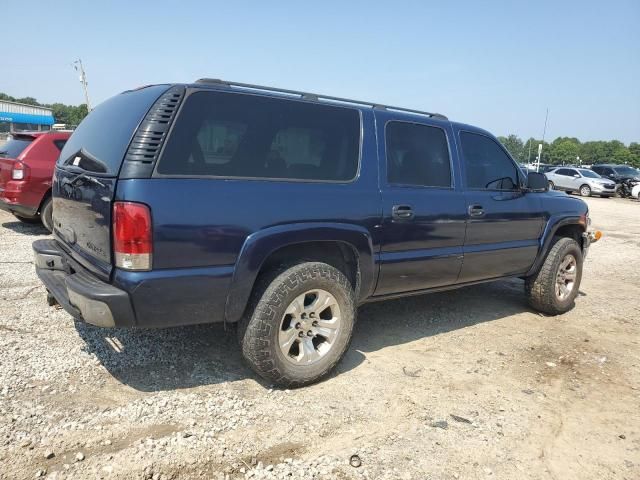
<box><xmin>392</xmin><ymin>204</ymin><xmax>414</xmax><ymax>220</ymax></box>
<box><xmin>468</xmin><ymin>204</ymin><xmax>485</xmax><ymax>217</ymax></box>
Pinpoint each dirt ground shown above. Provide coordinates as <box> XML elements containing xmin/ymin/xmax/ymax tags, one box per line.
<box><xmin>0</xmin><ymin>196</ymin><xmax>638</xmax><ymax>480</ymax></box>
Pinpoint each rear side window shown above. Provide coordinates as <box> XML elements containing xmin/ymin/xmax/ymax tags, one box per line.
<box><xmin>57</xmin><ymin>84</ymin><xmax>170</xmax><ymax>174</ymax></box>
<box><xmin>460</xmin><ymin>132</ymin><xmax>520</xmax><ymax>190</ymax></box>
<box><xmin>157</xmin><ymin>91</ymin><xmax>360</xmax><ymax>181</ymax></box>
<box><xmin>385</xmin><ymin>121</ymin><xmax>451</xmax><ymax>188</ymax></box>
<box><xmin>53</xmin><ymin>139</ymin><xmax>67</xmax><ymax>151</ymax></box>
<box><xmin>0</xmin><ymin>137</ymin><xmax>33</xmax><ymax>158</ymax></box>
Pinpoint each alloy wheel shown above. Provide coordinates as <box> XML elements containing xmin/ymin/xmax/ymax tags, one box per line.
<box><xmin>555</xmin><ymin>254</ymin><xmax>577</xmax><ymax>301</ymax></box>
<box><xmin>278</xmin><ymin>289</ymin><xmax>341</xmax><ymax>365</ymax></box>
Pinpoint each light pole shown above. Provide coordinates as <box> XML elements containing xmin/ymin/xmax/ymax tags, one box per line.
<box><xmin>73</xmin><ymin>59</ymin><xmax>92</xmax><ymax>112</ymax></box>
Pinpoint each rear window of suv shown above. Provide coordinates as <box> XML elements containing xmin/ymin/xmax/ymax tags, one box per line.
<box><xmin>57</xmin><ymin>84</ymin><xmax>170</xmax><ymax>175</ymax></box>
<box><xmin>0</xmin><ymin>137</ymin><xmax>33</xmax><ymax>158</ymax></box>
<box><xmin>157</xmin><ymin>91</ymin><xmax>361</xmax><ymax>182</ymax></box>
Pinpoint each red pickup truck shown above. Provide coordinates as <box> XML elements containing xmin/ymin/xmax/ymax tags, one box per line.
<box><xmin>0</xmin><ymin>131</ymin><xmax>71</xmax><ymax>231</ymax></box>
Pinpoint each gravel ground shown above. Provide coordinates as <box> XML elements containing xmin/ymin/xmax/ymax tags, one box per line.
<box><xmin>0</xmin><ymin>196</ymin><xmax>639</xmax><ymax>480</ymax></box>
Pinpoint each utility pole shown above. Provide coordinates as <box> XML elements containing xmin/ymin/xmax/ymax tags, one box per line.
<box><xmin>537</xmin><ymin>108</ymin><xmax>549</xmax><ymax>171</ymax></box>
<box><xmin>73</xmin><ymin>59</ymin><xmax>92</xmax><ymax>112</ymax></box>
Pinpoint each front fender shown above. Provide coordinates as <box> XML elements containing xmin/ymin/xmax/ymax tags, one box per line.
<box><xmin>224</xmin><ymin>222</ymin><xmax>376</xmax><ymax>323</ymax></box>
<box><xmin>525</xmin><ymin>214</ymin><xmax>587</xmax><ymax>276</ymax></box>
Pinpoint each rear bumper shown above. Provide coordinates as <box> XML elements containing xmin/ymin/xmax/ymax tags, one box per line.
<box><xmin>33</xmin><ymin>238</ymin><xmax>233</xmax><ymax>328</ymax></box>
<box><xmin>0</xmin><ymin>196</ymin><xmax>38</xmax><ymax>218</ymax></box>
<box><xmin>33</xmin><ymin>239</ymin><xmax>135</xmax><ymax>327</ymax></box>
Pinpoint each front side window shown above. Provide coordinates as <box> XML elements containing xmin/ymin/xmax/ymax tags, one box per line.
<box><xmin>385</xmin><ymin>121</ymin><xmax>451</xmax><ymax>188</ymax></box>
<box><xmin>460</xmin><ymin>132</ymin><xmax>520</xmax><ymax>190</ymax></box>
<box><xmin>158</xmin><ymin>91</ymin><xmax>360</xmax><ymax>181</ymax></box>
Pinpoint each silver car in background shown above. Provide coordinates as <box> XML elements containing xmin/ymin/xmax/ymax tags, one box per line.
<box><xmin>545</xmin><ymin>167</ymin><xmax>617</xmax><ymax>197</ymax></box>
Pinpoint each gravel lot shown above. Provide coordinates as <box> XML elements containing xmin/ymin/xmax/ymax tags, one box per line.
<box><xmin>0</xmin><ymin>196</ymin><xmax>638</xmax><ymax>480</ymax></box>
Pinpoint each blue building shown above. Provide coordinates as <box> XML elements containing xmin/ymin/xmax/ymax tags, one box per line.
<box><xmin>0</xmin><ymin>100</ymin><xmax>55</xmax><ymax>134</ymax></box>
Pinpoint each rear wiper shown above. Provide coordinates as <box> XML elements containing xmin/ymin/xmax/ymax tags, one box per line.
<box><xmin>67</xmin><ymin>172</ymin><xmax>106</xmax><ymax>188</ymax></box>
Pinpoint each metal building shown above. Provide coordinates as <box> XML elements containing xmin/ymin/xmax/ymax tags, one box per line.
<box><xmin>0</xmin><ymin>100</ymin><xmax>55</xmax><ymax>134</ymax></box>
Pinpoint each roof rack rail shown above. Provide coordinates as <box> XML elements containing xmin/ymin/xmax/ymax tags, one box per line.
<box><xmin>194</xmin><ymin>78</ymin><xmax>448</xmax><ymax>120</ymax></box>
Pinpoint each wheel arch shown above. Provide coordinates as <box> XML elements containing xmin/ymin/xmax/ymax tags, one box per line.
<box><xmin>526</xmin><ymin>215</ymin><xmax>587</xmax><ymax>277</ymax></box>
<box><xmin>224</xmin><ymin>223</ymin><xmax>376</xmax><ymax>323</ymax></box>
<box><xmin>38</xmin><ymin>188</ymin><xmax>52</xmax><ymax>213</ymax></box>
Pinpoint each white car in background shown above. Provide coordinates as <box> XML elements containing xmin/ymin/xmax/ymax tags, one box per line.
<box><xmin>632</xmin><ymin>182</ymin><xmax>640</xmax><ymax>200</ymax></box>
<box><xmin>545</xmin><ymin>167</ymin><xmax>617</xmax><ymax>197</ymax></box>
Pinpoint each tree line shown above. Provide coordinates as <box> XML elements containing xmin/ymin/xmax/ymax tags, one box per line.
<box><xmin>498</xmin><ymin>134</ymin><xmax>640</xmax><ymax>168</ymax></box>
<box><xmin>0</xmin><ymin>93</ymin><xmax>88</xmax><ymax>128</ymax></box>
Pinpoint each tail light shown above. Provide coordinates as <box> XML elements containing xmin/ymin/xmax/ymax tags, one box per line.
<box><xmin>113</xmin><ymin>202</ymin><xmax>152</xmax><ymax>270</ymax></box>
<box><xmin>11</xmin><ymin>161</ymin><xmax>26</xmax><ymax>180</ymax></box>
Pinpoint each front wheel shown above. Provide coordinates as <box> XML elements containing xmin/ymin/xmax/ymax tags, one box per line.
<box><xmin>525</xmin><ymin>237</ymin><xmax>583</xmax><ymax>315</ymax></box>
<box><xmin>238</xmin><ymin>262</ymin><xmax>356</xmax><ymax>387</ymax></box>
<box><xmin>580</xmin><ymin>185</ymin><xmax>592</xmax><ymax>197</ymax></box>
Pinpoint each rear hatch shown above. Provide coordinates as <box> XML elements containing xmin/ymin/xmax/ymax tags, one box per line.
<box><xmin>0</xmin><ymin>134</ymin><xmax>36</xmax><ymax>190</ymax></box>
<box><xmin>52</xmin><ymin>84</ymin><xmax>170</xmax><ymax>280</ymax></box>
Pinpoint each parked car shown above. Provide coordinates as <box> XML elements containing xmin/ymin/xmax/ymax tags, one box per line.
<box><xmin>591</xmin><ymin>164</ymin><xmax>640</xmax><ymax>183</ymax></box>
<box><xmin>632</xmin><ymin>182</ymin><xmax>640</xmax><ymax>200</ymax></box>
<box><xmin>545</xmin><ymin>167</ymin><xmax>616</xmax><ymax>197</ymax></box>
<box><xmin>0</xmin><ymin>131</ymin><xmax>71</xmax><ymax>231</ymax></box>
<box><xmin>32</xmin><ymin>79</ymin><xmax>600</xmax><ymax>387</ymax></box>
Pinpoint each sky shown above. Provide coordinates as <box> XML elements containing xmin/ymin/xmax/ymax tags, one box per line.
<box><xmin>2</xmin><ymin>0</ymin><xmax>639</xmax><ymax>143</ymax></box>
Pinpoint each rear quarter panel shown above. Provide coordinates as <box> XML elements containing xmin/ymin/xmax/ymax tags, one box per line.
<box><xmin>113</xmin><ymin>108</ymin><xmax>382</xmax><ymax>325</ymax></box>
<box><xmin>21</xmin><ymin>134</ymin><xmax>69</xmax><ymax>208</ymax></box>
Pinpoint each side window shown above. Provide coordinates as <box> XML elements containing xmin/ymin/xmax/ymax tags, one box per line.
<box><xmin>157</xmin><ymin>91</ymin><xmax>360</xmax><ymax>181</ymax></box>
<box><xmin>386</xmin><ymin>122</ymin><xmax>451</xmax><ymax>187</ymax></box>
<box><xmin>460</xmin><ymin>132</ymin><xmax>520</xmax><ymax>190</ymax></box>
<box><xmin>567</xmin><ymin>169</ymin><xmax>579</xmax><ymax>176</ymax></box>
<box><xmin>556</xmin><ymin>169</ymin><xmax>571</xmax><ymax>176</ymax></box>
<box><xmin>53</xmin><ymin>140</ymin><xmax>67</xmax><ymax>151</ymax></box>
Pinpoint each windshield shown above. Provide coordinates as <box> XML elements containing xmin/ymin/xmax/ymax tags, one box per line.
<box><xmin>0</xmin><ymin>138</ymin><xmax>33</xmax><ymax>158</ymax></box>
<box><xmin>579</xmin><ymin>169</ymin><xmax>600</xmax><ymax>178</ymax></box>
<box><xmin>613</xmin><ymin>166</ymin><xmax>639</xmax><ymax>176</ymax></box>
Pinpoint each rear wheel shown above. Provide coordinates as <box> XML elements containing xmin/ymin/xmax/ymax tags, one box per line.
<box><xmin>238</xmin><ymin>262</ymin><xmax>356</xmax><ymax>387</ymax></box>
<box><xmin>40</xmin><ymin>197</ymin><xmax>53</xmax><ymax>233</ymax></box>
<box><xmin>525</xmin><ymin>237</ymin><xmax>583</xmax><ymax>315</ymax></box>
<box><xmin>580</xmin><ymin>185</ymin><xmax>591</xmax><ymax>197</ymax></box>
<box><xmin>548</xmin><ymin>181</ymin><xmax>554</xmax><ymax>190</ymax></box>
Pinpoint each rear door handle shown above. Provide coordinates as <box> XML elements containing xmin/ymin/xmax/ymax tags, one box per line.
<box><xmin>468</xmin><ymin>204</ymin><xmax>485</xmax><ymax>217</ymax></box>
<box><xmin>392</xmin><ymin>204</ymin><xmax>414</xmax><ymax>220</ymax></box>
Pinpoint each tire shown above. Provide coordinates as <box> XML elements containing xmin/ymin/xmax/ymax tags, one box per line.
<box><xmin>238</xmin><ymin>262</ymin><xmax>356</xmax><ymax>387</ymax></box>
<box><xmin>525</xmin><ymin>237</ymin><xmax>583</xmax><ymax>315</ymax></box>
<box><xmin>13</xmin><ymin>214</ymin><xmax>40</xmax><ymax>224</ymax></box>
<box><xmin>40</xmin><ymin>197</ymin><xmax>53</xmax><ymax>233</ymax></box>
<box><xmin>548</xmin><ymin>181</ymin><xmax>554</xmax><ymax>190</ymax></box>
<box><xmin>580</xmin><ymin>185</ymin><xmax>591</xmax><ymax>197</ymax></box>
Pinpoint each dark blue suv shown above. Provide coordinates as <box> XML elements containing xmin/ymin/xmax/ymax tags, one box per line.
<box><xmin>33</xmin><ymin>79</ymin><xmax>599</xmax><ymax>386</ymax></box>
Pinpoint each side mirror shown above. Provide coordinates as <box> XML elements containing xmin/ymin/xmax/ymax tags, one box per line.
<box><xmin>526</xmin><ymin>172</ymin><xmax>548</xmax><ymax>192</ymax></box>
